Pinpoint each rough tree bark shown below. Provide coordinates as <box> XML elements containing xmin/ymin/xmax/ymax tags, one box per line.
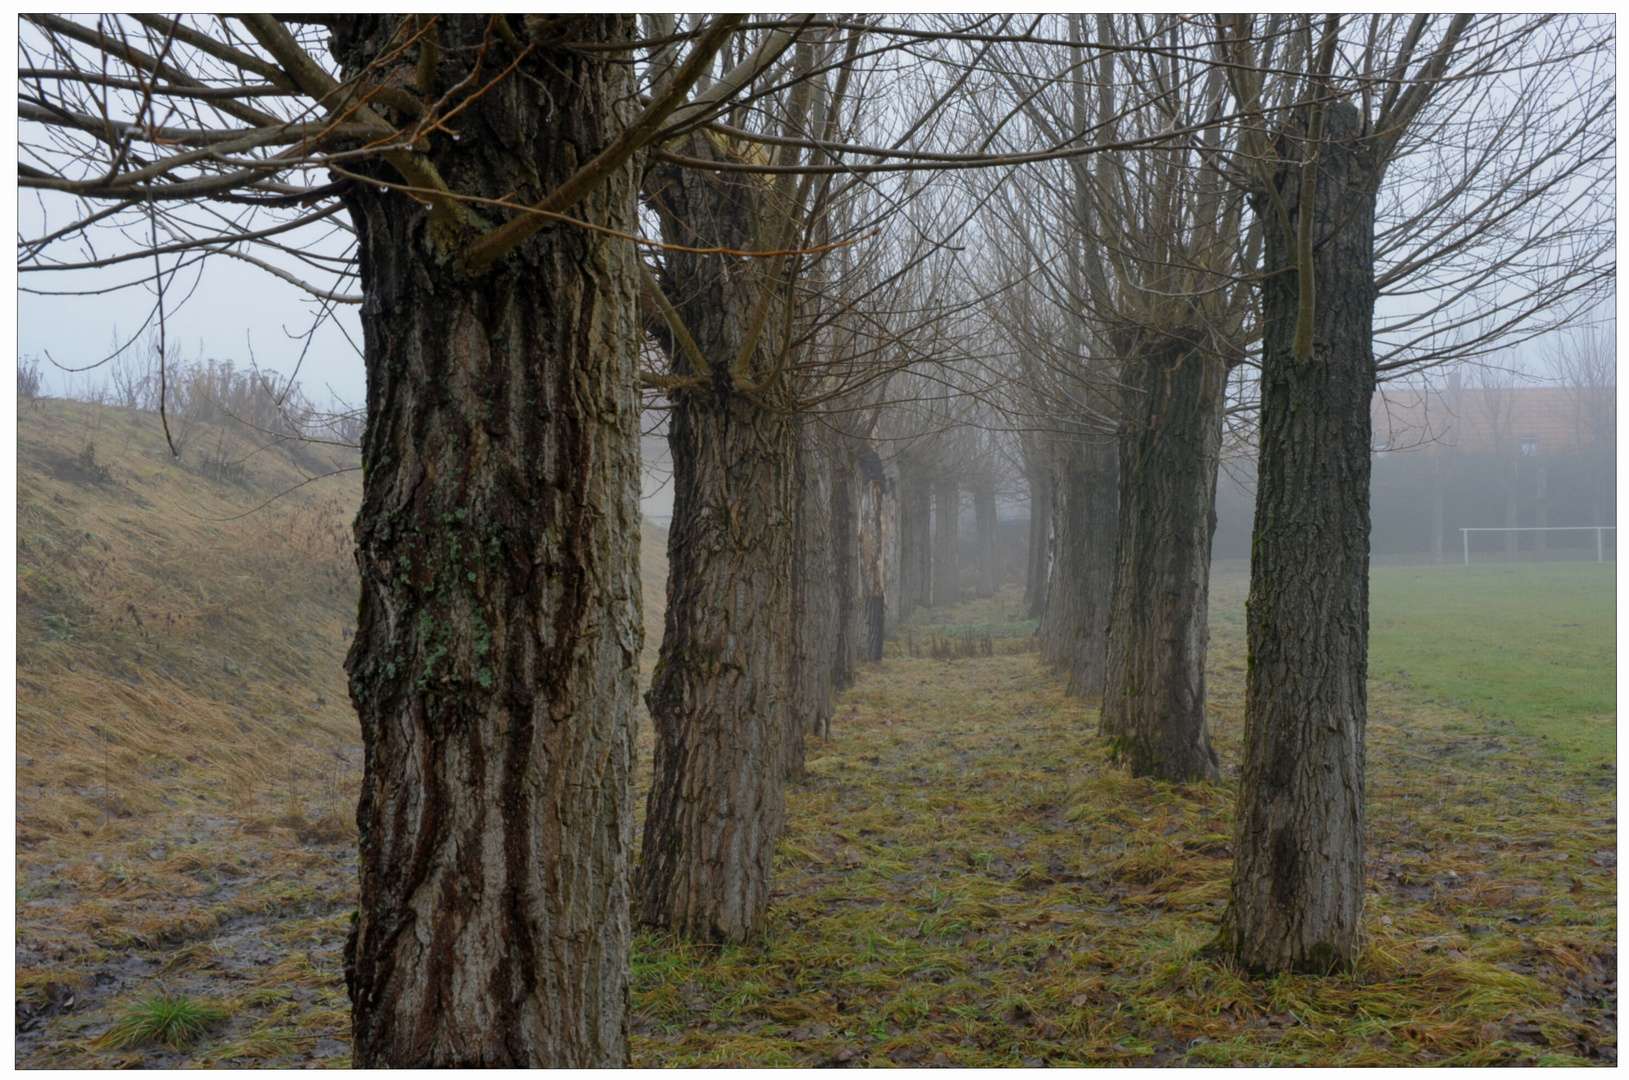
<box><xmin>932</xmin><ymin>478</ymin><xmax>960</xmax><ymax>606</ymax></box>
<box><xmin>1039</xmin><ymin>432</ymin><xmax>1118</xmax><ymax>698</ymax></box>
<box><xmin>1100</xmin><ymin>328</ymin><xmax>1225</xmax><ymax>783</ymax></box>
<box><xmin>897</xmin><ymin>453</ymin><xmax>933</xmax><ymax>622</ymax></box>
<box><xmin>857</xmin><ymin>448</ymin><xmax>889</xmax><ymax>661</ymax></box>
<box><xmin>638</xmin><ymin>131</ymin><xmax>798</xmax><ymax>943</ymax></box>
<box><xmin>829</xmin><ymin>452</ymin><xmax>860</xmax><ymax>690</ymax></box>
<box><xmin>1223</xmin><ymin>103</ymin><xmax>1379</xmax><ymax>973</ymax></box>
<box><xmin>1022</xmin><ymin>459</ymin><xmax>1052</xmax><ymax>620</ymax></box>
<box><xmin>338</xmin><ymin>15</ymin><xmax>642</xmax><ymax>1067</ymax></box>
<box><xmin>973</xmin><ymin>480</ymin><xmax>999</xmax><ymax>598</ymax></box>
<box><xmin>789</xmin><ymin>419</ymin><xmax>836</xmax><ymax>774</ymax></box>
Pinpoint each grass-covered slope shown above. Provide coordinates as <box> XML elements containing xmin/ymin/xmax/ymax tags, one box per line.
<box><xmin>16</xmin><ymin>397</ymin><xmax>365</xmax><ymax>1068</ymax></box>
<box><xmin>13</xmin><ymin>396</ymin><xmax>669</xmax><ymax>1067</ymax></box>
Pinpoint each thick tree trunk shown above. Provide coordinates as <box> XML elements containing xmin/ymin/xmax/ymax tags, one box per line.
<box><xmin>1503</xmin><ymin>461</ymin><xmax>1520</xmax><ymax>560</ymax></box>
<box><xmin>829</xmin><ymin>457</ymin><xmax>859</xmax><ymax>690</ymax></box>
<box><xmin>1429</xmin><ymin>451</ymin><xmax>1444</xmax><ymax>564</ymax></box>
<box><xmin>932</xmin><ymin>479</ymin><xmax>960</xmax><ymax>607</ymax></box>
<box><xmin>639</xmin><ymin>381</ymin><xmax>793</xmax><ymax>941</ymax></box>
<box><xmin>788</xmin><ymin>420</ymin><xmax>836</xmax><ymax>774</ymax></box>
<box><xmin>1223</xmin><ymin>103</ymin><xmax>1378</xmax><ymax>974</ymax></box>
<box><xmin>974</xmin><ymin>481</ymin><xmax>998</xmax><ymax>598</ymax></box>
<box><xmin>857</xmin><ymin>449</ymin><xmax>889</xmax><ymax>661</ymax></box>
<box><xmin>897</xmin><ymin>455</ymin><xmax>932</xmax><ymax>622</ymax></box>
<box><xmin>1023</xmin><ymin>462</ymin><xmax>1052</xmax><ymax>620</ymax></box>
<box><xmin>1100</xmin><ymin>329</ymin><xmax>1225</xmax><ymax>783</ymax></box>
<box><xmin>337</xmin><ymin>16</ymin><xmax>640</xmax><ymax>1068</ymax></box>
<box><xmin>1039</xmin><ymin>433</ymin><xmax>1117</xmax><ymax>698</ymax></box>
<box><xmin>638</xmin><ymin>138</ymin><xmax>796</xmax><ymax>944</ymax></box>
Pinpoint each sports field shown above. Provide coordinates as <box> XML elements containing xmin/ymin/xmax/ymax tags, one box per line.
<box><xmin>1368</xmin><ymin>563</ymin><xmax>1616</xmax><ymax>764</ymax></box>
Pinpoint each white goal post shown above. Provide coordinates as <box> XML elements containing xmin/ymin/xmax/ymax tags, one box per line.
<box><xmin>1459</xmin><ymin>526</ymin><xmax>1616</xmax><ymax>565</ymax></box>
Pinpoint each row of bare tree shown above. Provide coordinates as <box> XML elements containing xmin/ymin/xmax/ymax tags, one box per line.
<box><xmin>19</xmin><ymin>13</ymin><xmax>1612</xmax><ymax>1066</ymax></box>
<box><xmin>960</xmin><ymin>12</ymin><xmax>1610</xmax><ymax>974</ymax></box>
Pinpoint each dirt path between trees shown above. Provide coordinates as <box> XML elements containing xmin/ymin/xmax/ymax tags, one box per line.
<box><xmin>626</xmin><ymin>592</ymin><xmax>1616</xmax><ymax>1067</ymax></box>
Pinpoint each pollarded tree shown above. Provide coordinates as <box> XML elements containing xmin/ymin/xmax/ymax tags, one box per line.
<box><xmin>18</xmin><ymin>13</ymin><xmax>771</xmax><ymax>1064</ymax></box>
<box><xmin>1213</xmin><ymin>12</ymin><xmax>1613</xmax><ymax>973</ymax></box>
<box><xmin>981</xmin><ymin>16</ymin><xmax>1252</xmax><ymax>781</ymax></box>
<box><xmin>636</xmin><ymin>27</ymin><xmax>818</xmax><ymax>941</ymax></box>
<box><xmin>328</xmin><ymin>20</ymin><xmax>665</xmax><ymax>1060</ymax></box>
<box><xmin>635</xmin><ymin>17</ymin><xmax>1050</xmax><ymax>940</ymax></box>
<box><xmin>1083</xmin><ymin>23</ymin><xmax>1254</xmax><ymax>785</ymax></box>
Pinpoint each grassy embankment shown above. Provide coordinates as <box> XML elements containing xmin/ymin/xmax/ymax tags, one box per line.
<box><xmin>15</xmin><ymin>399</ymin><xmax>1615</xmax><ymax>1066</ymax></box>
<box><xmin>15</xmin><ymin>397</ymin><xmax>365</xmax><ymax>1068</ymax></box>
<box><xmin>13</xmin><ymin>395</ymin><xmax>670</xmax><ymax>1068</ymax></box>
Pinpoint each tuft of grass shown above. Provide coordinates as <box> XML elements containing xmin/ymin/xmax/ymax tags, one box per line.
<box><xmin>161</xmin><ymin>940</ymin><xmax>224</xmax><ymax>974</ymax></box>
<box><xmin>96</xmin><ymin>993</ymin><xmax>231</xmax><ymax>1050</ymax></box>
<box><xmin>213</xmin><ymin>1027</ymin><xmax>302</xmax><ymax>1063</ymax></box>
<box><xmin>243</xmin><ymin>987</ymin><xmax>294</xmax><ymax>1009</ymax></box>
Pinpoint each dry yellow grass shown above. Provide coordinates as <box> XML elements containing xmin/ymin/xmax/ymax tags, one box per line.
<box><xmin>15</xmin><ymin>396</ymin><xmax>673</xmax><ymax>1068</ymax></box>
<box><xmin>16</xmin><ymin>398</ymin><xmax>363</xmax><ymax>1068</ymax></box>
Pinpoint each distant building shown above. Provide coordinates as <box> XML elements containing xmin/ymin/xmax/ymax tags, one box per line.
<box><xmin>1211</xmin><ymin>374</ymin><xmax>1616</xmax><ymax>563</ymax></box>
<box><xmin>1372</xmin><ymin>374</ymin><xmax>1614</xmax><ymax>458</ymax></box>
<box><xmin>1364</xmin><ymin>373</ymin><xmax>1616</xmax><ymax>561</ymax></box>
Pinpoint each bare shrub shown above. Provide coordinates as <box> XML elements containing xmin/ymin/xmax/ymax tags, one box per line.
<box><xmin>18</xmin><ymin>357</ymin><xmax>42</xmax><ymax>400</ymax></box>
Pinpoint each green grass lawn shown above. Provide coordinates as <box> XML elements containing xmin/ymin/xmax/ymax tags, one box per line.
<box><xmin>1368</xmin><ymin>563</ymin><xmax>1616</xmax><ymax>765</ymax></box>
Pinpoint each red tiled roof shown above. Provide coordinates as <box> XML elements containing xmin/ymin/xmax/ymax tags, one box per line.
<box><xmin>1372</xmin><ymin>385</ymin><xmax>1612</xmax><ymax>455</ymax></box>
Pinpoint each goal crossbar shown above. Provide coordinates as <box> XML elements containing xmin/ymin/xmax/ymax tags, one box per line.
<box><xmin>1459</xmin><ymin>526</ymin><xmax>1616</xmax><ymax>565</ymax></box>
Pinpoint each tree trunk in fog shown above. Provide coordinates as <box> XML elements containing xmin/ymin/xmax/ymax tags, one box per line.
<box><xmin>1038</xmin><ymin>451</ymin><xmax>1080</xmax><ymax>670</ymax></box>
<box><xmin>857</xmin><ymin>449</ymin><xmax>889</xmax><ymax>661</ymax></box>
<box><xmin>1534</xmin><ymin>459</ymin><xmax>1548</xmax><ymax>557</ymax></box>
<box><xmin>339</xmin><ymin>16</ymin><xmax>640</xmax><ymax>1068</ymax></box>
<box><xmin>974</xmin><ymin>482</ymin><xmax>998</xmax><ymax>598</ymax></box>
<box><xmin>830</xmin><ymin>458</ymin><xmax>859</xmax><ymax>689</ymax></box>
<box><xmin>1429</xmin><ymin>451</ymin><xmax>1444</xmax><ymax>564</ymax></box>
<box><xmin>1039</xmin><ymin>435</ymin><xmax>1117</xmax><ymax>697</ymax></box>
<box><xmin>640</xmin><ymin>377</ymin><xmax>793</xmax><ymax>941</ymax></box>
<box><xmin>1100</xmin><ymin>330</ymin><xmax>1224</xmax><ymax>783</ymax></box>
<box><xmin>789</xmin><ymin>420</ymin><xmax>836</xmax><ymax>774</ymax></box>
<box><xmin>639</xmin><ymin>135</ymin><xmax>797</xmax><ymax>944</ymax></box>
<box><xmin>897</xmin><ymin>456</ymin><xmax>932</xmax><ymax>622</ymax></box>
<box><xmin>1023</xmin><ymin>463</ymin><xmax>1052</xmax><ymax>620</ymax></box>
<box><xmin>1223</xmin><ymin>103</ymin><xmax>1378</xmax><ymax>974</ymax></box>
<box><xmin>933</xmin><ymin>479</ymin><xmax>960</xmax><ymax>606</ymax></box>
<box><xmin>1502</xmin><ymin>452</ymin><xmax>1520</xmax><ymax>560</ymax></box>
